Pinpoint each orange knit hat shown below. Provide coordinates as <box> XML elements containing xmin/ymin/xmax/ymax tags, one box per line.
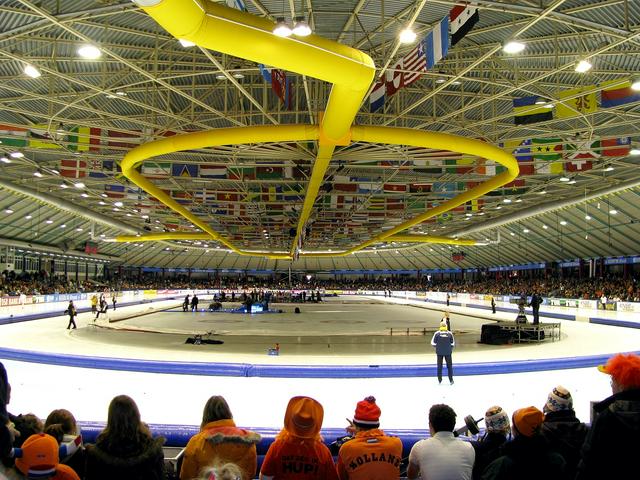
<box><xmin>512</xmin><ymin>406</ymin><xmax>543</xmax><ymax>437</ymax></box>
<box><xmin>598</xmin><ymin>353</ymin><xmax>640</xmax><ymax>390</ymax></box>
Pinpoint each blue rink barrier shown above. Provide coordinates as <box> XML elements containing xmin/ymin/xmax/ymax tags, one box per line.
<box><xmin>1</xmin><ymin>346</ymin><xmax>637</xmax><ymax>378</ymax></box>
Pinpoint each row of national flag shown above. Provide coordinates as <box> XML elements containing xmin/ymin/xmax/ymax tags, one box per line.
<box><xmin>513</xmin><ymin>79</ymin><xmax>640</xmax><ymax>125</ymax></box>
<box><xmin>370</xmin><ymin>3</ymin><xmax>479</xmax><ymax>112</ymax></box>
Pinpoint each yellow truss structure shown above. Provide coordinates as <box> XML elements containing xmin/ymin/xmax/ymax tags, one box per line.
<box><xmin>119</xmin><ymin>0</ymin><xmax>519</xmax><ymax>259</ymax></box>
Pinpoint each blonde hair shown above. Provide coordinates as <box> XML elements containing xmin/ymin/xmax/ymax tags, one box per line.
<box><xmin>200</xmin><ymin>462</ymin><xmax>243</xmax><ymax>480</ymax></box>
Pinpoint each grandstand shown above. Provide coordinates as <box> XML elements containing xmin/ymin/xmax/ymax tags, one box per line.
<box><xmin>1</xmin><ymin>1</ymin><xmax>639</xmax><ymax>478</ymax></box>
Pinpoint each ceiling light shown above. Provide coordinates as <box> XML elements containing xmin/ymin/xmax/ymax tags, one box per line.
<box><xmin>99</xmin><ymin>201</ymin><xmax>106</xmax><ymax>205</ymax></box>
<box><xmin>292</xmin><ymin>17</ymin><xmax>311</xmax><ymax>37</ymax></box>
<box><xmin>567</xmin><ymin>180</ymin><xmax>577</xmax><ymax>184</ymax></box>
<box><xmin>478</xmin><ymin>212</ymin><xmax>485</xmax><ymax>216</ymax></box>
<box><xmin>503</xmin><ymin>198</ymin><xmax>512</xmax><ymax>203</ymax></box>
<box><xmin>4</xmin><ymin>209</ymin><xmax>13</xmax><ymax>214</ymax></box>
<box><xmin>113</xmin><ymin>207</ymin><xmax>120</xmax><ymax>211</ymax></box>
<box><xmin>33</xmin><ymin>171</ymin><xmax>43</xmax><ymax>177</ymax></box>
<box><xmin>273</xmin><ymin>17</ymin><xmax>292</xmax><ymax>37</ymax></box>
<box><xmin>178</xmin><ymin>39</ymin><xmax>196</xmax><ymax>47</ymax></box>
<box><xmin>502</xmin><ymin>40</ymin><xmax>525</xmax><ymax>54</ymax></box>
<box><xmin>560</xmin><ymin>220</ymin><xmax>567</xmax><ymax>226</ymax></box>
<box><xmin>0</xmin><ymin>157</ymin><xmax>10</xmax><ymax>164</ymax></box>
<box><xmin>538</xmin><ymin>190</ymin><xmax>547</xmax><ymax>195</ymax></box>
<box><xmin>496</xmin><ymin>206</ymin><xmax>502</xmax><ymax>210</ymax></box>
<box><xmin>80</xmin><ymin>193</ymin><xmax>89</xmax><ymax>198</ymax></box>
<box><xmin>544</xmin><ymin>103</ymin><xmax>554</xmax><ymax>109</ymax></box>
<box><xmin>232</xmin><ymin>68</ymin><xmax>244</xmax><ymax>79</ymax></box>
<box><xmin>610</xmin><ymin>209</ymin><xmax>618</xmax><ymax>215</ymax></box>
<box><xmin>114</xmin><ymin>201</ymin><xmax>123</xmax><ymax>207</ymax></box>
<box><xmin>435</xmin><ymin>77</ymin><xmax>446</xmax><ymax>84</ymax></box>
<box><xmin>76</xmin><ymin>228</ymin><xmax>83</xmax><ymax>232</ymax></box>
<box><xmin>105</xmin><ymin>94</ymin><xmax>117</xmax><ymax>99</ymax></box>
<box><xmin>78</xmin><ymin>44</ymin><xmax>101</xmax><ymax>59</ymax></box>
<box><xmin>74</xmin><ymin>182</ymin><xmax>85</xmax><ymax>188</ymax></box>
<box><xmin>25</xmin><ymin>215</ymin><xmax>32</xmax><ymax>219</ymax></box>
<box><xmin>141</xmin><ymin>215</ymin><xmax>149</xmax><ymax>219</ymax></box>
<box><xmin>559</xmin><ymin>177</ymin><xmax>571</xmax><ymax>182</ymax></box>
<box><xmin>126</xmin><ymin>213</ymin><xmax>132</xmax><ymax>217</ymax></box>
<box><xmin>60</xmin><ymin>224</ymin><xmax>66</xmax><ymax>228</ymax></box>
<box><xmin>515</xmin><ymin>198</ymin><xmax>522</xmax><ymax>203</ymax></box>
<box><xmin>631</xmin><ymin>78</ymin><xmax>640</xmax><ymax>91</ymax></box>
<box><xmin>542</xmin><ymin>224</ymin><xmax>548</xmax><ymax>229</ymax></box>
<box><xmin>45</xmin><ymin>219</ymin><xmax>53</xmax><ymax>224</ymax></box>
<box><xmin>575</xmin><ymin>59</ymin><xmax>592</xmax><ymax>73</ymax></box>
<box><xmin>523</xmin><ymin>228</ymin><xmax>530</xmax><ymax>233</ymax></box>
<box><xmin>100</xmin><ymin>234</ymin><xmax>105</xmax><ymax>237</ymax></box>
<box><xmin>215</xmin><ymin>73</ymin><xmax>226</xmax><ymax>80</ymax></box>
<box><xmin>100</xmin><ymin>193</ymin><xmax>108</xmax><ymax>198</ymax></box>
<box><xmin>23</xmin><ymin>64</ymin><xmax>41</xmax><ymax>78</ymax></box>
<box><xmin>399</xmin><ymin>27</ymin><xmax>417</xmax><ymax>44</ymax></box>
<box><xmin>534</xmin><ymin>98</ymin><xmax>548</xmax><ymax>105</ymax></box>
<box><xmin>465</xmin><ymin>213</ymin><xmax>473</xmax><ymax>217</ymax></box>
<box><xmin>510</xmin><ymin>232</ymin><xmax>515</xmax><ymax>236</ymax></box>
<box><xmin>585</xmin><ymin>215</ymin><xmax>592</xmax><ymax>220</ymax></box>
<box><xmin>9</xmin><ymin>152</ymin><xmax>24</xmax><ymax>158</ymax></box>
<box><xmin>629</xmin><ymin>148</ymin><xmax>640</xmax><ymax>156</ymax></box>
<box><xmin>60</xmin><ymin>182</ymin><xmax>69</xmax><ymax>188</ymax></box>
<box><xmin>115</xmin><ymin>91</ymin><xmax>127</xmax><ymax>96</ymax></box>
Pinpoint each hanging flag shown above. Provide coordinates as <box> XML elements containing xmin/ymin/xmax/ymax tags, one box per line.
<box><xmin>368</xmin><ymin>197</ymin><xmax>386</xmax><ymax>210</ymax></box>
<box><xmin>67</xmin><ymin>126</ymin><xmax>91</xmax><ymax>152</ymax></box>
<box><xmin>433</xmin><ymin>181</ymin><xmax>461</xmax><ymax>199</ymax></box>
<box><xmin>259</xmin><ymin>64</ymin><xmax>272</xmax><ymax>83</ymax></box>
<box><xmin>271</xmin><ymin>69</ymin><xmax>293</xmax><ymax>110</ymax></box>
<box><xmin>228</xmin><ymin>165</ymin><xmax>256</xmax><ymax>180</ymax></box>
<box><xmin>478</xmin><ymin>159</ymin><xmax>507</xmax><ymax>176</ymax></box>
<box><xmin>370</xmin><ymin>78</ymin><xmax>386</xmax><ymax>112</ymax></box>
<box><xmin>225</xmin><ymin>0</ymin><xmax>247</xmax><ymax>11</ymax></box>
<box><xmin>600</xmin><ymin>137</ymin><xmax>631</xmax><ymax>157</ymax></box>
<box><xmin>29</xmin><ymin>124</ymin><xmax>63</xmax><ymax>149</ymax></box>
<box><xmin>141</xmin><ymin>162</ymin><xmax>171</xmax><ymax>178</ymax></box>
<box><xmin>88</xmin><ymin>159</ymin><xmax>115</xmax><ymax>178</ymax></box>
<box><xmin>383</xmin><ymin>183</ymin><xmax>408</xmax><ymax>193</ymax></box>
<box><xmin>256</xmin><ymin>166</ymin><xmax>283</xmax><ymax>179</ymax></box>
<box><xmin>385</xmin><ymin>42</ymin><xmax>427</xmax><ymax>96</ymax></box>
<box><xmin>466</xmin><ymin>198</ymin><xmax>484</xmax><ymax>211</ymax></box>
<box><xmin>425</xmin><ymin>16</ymin><xmax>449</xmax><ymax>69</ymax></box>
<box><xmin>126</xmin><ymin>188</ymin><xmax>143</xmax><ymax>201</ymax></box>
<box><xmin>565</xmin><ymin>136</ymin><xmax>600</xmax><ymax>172</ymax></box>
<box><xmin>60</xmin><ymin>159</ymin><xmax>87</xmax><ymax>178</ymax></box>
<box><xmin>600</xmin><ymin>79</ymin><xmax>640</xmax><ymax>108</ymax></box>
<box><xmin>200</xmin><ymin>164</ymin><xmax>227</xmax><ymax>178</ymax></box>
<box><xmin>89</xmin><ymin>127</ymin><xmax>102</xmax><ymax>152</ymax></box>
<box><xmin>104</xmin><ymin>184</ymin><xmax>126</xmax><ymax>198</ymax></box>
<box><xmin>386</xmin><ymin>198</ymin><xmax>405</xmax><ymax>210</ymax></box>
<box><xmin>556</xmin><ymin>86</ymin><xmax>598</xmax><ymax>119</ymax></box>
<box><xmin>413</xmin><ymin>159</ymin><xmax>443</xmax><ymax>174</ymax></box>
<box><xmin>501</xmin><ymin>138</ymin><xmax>534</xmax><ymax>174</ymax></box>
<box><xmin>334</xmin><ymin>180</ymin><xmax>358</xmax><ymax>193</ymax></box>
<box><xmin>171</xmin><ymin>163</ymin><xmax>198</xmax><ymax>177</ymax></box>
<box><xmin>409</xmin><ymin>183</ymin><xmax>431</xmax><ymax>193</ymax></box>
<box><xmin>450</xmin><ymin>3</ymin><xmax>480</xmax><ymax>46</ymax></box>
<box><xmin>107</xmin><ymin>130</ymin><xmax>139</xmax><ymax>149</ymax></box>
<box><xmin>0</xmin><ymin>124</ymin><xmax>28</xmax><ymax>147</ymax></box>
<box><xmin>513</xmin><ymin>96</ymin><xmax>554</xmax><ymax>125</ymax></box>
<box><xmin>444</xmin><ymin>157</ymin><xmax>474</xmax><ymax>173</ymax></box>
<box><xmin>532</xmin><ymin>138</ymin><xmax>562</xmax><ymax>160</ymax></box>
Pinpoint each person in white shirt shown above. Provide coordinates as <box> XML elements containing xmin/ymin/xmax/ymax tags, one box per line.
<box><xmin>408</xmin><ymin>404</ymin><xmax>475</xmax><ymax>480</ymax></box>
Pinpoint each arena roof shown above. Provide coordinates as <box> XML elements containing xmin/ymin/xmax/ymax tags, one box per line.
<box><xmin>0</xmin><ymin>0</ymin><xmax>639</xmax><ymax>270</ymax></box>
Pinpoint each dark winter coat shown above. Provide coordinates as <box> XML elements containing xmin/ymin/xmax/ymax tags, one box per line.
<box><xmin>540</xmin><ymin>409</ymin><xmax>588</xmax><ymax>478</ymax></box>
<box><xmin>431</xmin><ymin>330</ymin><xmax>454</xmax><ymax>356</ymax></box>
<box><xmin>471</xmin><ymin>431</ymin><xmax>509</xmax><ymax>480</ymax></box>
<box><xmin>481</xmin><ymin>434</ymin><xmax>565</xmax><ymax>480</ymax></box>
<box><xmin>85</xmin><ymin>434</ymin><xmax>166</xmax><ymax>480</ymax></box>
<box><xmin>575</xmin><ymin>388</ymin><xmax>640</xmax><ymax>480</ymax></box>
<box><xmin>0</xmin><ymin>362</ymin><xmax>11</xmax><ymax>458</ymax></box>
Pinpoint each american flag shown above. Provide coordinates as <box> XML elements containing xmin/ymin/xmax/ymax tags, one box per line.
<box><xmin>386</xmin><ymin>42</ymin><xmax>426</xmax><ymax>96</ymax></box>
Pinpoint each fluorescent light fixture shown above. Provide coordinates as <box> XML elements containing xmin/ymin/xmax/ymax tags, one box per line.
<box><xmin>435</xmin><ymin>77</ymin><xmax>446</xmax><ymax>84</ymax></box>
<box><xmin>60</xmin><ymin>224</ymin><xmax>66</xmax><ymax>228</ymax></box>
<box><xmin>585</xmin><ymin>215</ymin><xmax>592</xmax><ymax>220</ymax></box>
<box><xmin>544</xmin><ymin>103</ymin><xmax>554</xmax><ymax>109</ymax></box>
<box><xmin>178</xmin><ymin>39</ymin><xmax>196</xmax><ymax>47</ymax></box>
<box><xmin>604</xmin><ymin>166</ymin><xmax>614</xmax><ymax>171</ymax></box>
<box><xmin>575</xmin><ymin>59</ymin><xmax>592</xmax><ymax>73</ymax></box>
<box><xmin>273</xmin><ymin>17</ymin><xmax>292</xmax><ymax>37</ymax></box>
<box><xmin>503</xmin><ymin>40</ymin><xmax>525</xmax><ymax>54</ymax></box>
<box><xmin>503</xmin><ymin>198</ymin><xmax>512</xmax><ymax>203</ymax></box>
<box><xmin>4</xmin><ymin>209</ymin><xmax>13</xmax><ymax>214</ymax></box>
<box><xmin>232</xmin><ymin>67</ymin><xmax>244</xmax><ymax>79</ymax></box>
<box><xmin>451</xmin><ymin>80</ymin><xmax>462</xmax><ymax>86</ymax></box>
<box><xmin>74</xmin><ymin>182</ymin><xmax>85</xmax><ymax>188</ymax></box>
<box><xmin>76</xmin><ymin>228</ymin><xmax>83</xmax><ymax>231</ymax></box>
<box><xmin>25</xmin><ymin>215</ymin><xmax>32</xmax><ymax>219</ymax></box>
<box><xmin>77</xmin><ymin>44</ymin><xmax>102</xmax><ymax>59</ymax></box>
<box><xmin>23</xmin><ymin>64</ymin><xmax>41</xmax><ymax>78</ymax></box>
<box><xmin>510</xmin><ymin>232</ymin><xmax>515</xmax><ymax>236</ymax></box>
<box><xmin>559</xmin><ymin>177</ymin><xmax>571</xmax><ymax>182</ymax></box>
<box><xmin>0</xmin><ymin>157</ymin><xmax>11</xmax><ymax>164</ymax></box>
<box><xmin>215</xmin><ymin>73</ymin><xmax>226</xmax><ymax>80</ymax></box>
<box><xmin>610</xmin><ymin>209</ymin><xmax>618</xmax><ymax>215</ymax></box>
<box><xmin>523</xmin><ymin>228</ymin><xmax>530</xmax><ymax>233</ymax></box>
<box><xmin>534</xmin><ymin>98</ymin><xmax>547</xmax><ymax>105</ymax></box>
<box><xmin>80</xmin><ymin>193</ymin><xmax>89</xmax><ymax>198</ymax></box>
<box><xmin>538</xmin><ymin>190</ymin><xmax>547</xmax><ymax>195</ymax></box>
<box><xmin>515</xmin><ymin>198</ymin><xmax>522</xmax><ymax>203</ymax></box>
<box><xmin>495</xmin><ymin>206</ymin><xmax>502</xmax><ymax>210</ymax></box>
<box><xmin>114</xmin><ymin>201</ymin><xmax>123</xmax><ymax>207</ymax></box>
<box><xmin>113</xmin><ymin>207</ymin><xmax>120</xmax><ymax>211</ymax></box>
<box><xmin>542</xmin><ymin>224</ymin><xmax>548</xmax><ymax>229</ymax></box>
<box><xmin>45</xmin><ymin>219</ymin><xmax>53</xmax><ymax>224</ymax></box>
<box><xmin>567</xmin><ymin>180</ymin><xmax>577</xmax><ymax>184</ymax></box>
<box><xmin>399</xmin><ymin>27</ymin><xmax>417</xmax><ymax>44</ymax></box>
<box><xmin>292</xmin><ymin>17</ymin><xmax>311</xmax><ymax>37</ymax></box>
<box><xmin>100</xmin><ymin>193</ymin><xmax>108</xmax><ymax>198</ymax></box>
<box><xmin>33</xmin><ymin>171</ymin><xmax>43</xmax><ymax>177</ymax></box>
<box><xmin>115</xmin><ymin>91</ymin><xmax>127</xmax><ymax>96</ymax></box>
<box><xmin>630</xmin><ymin>148</ymin><xmax>640</xmax><ymax>156</ymax></box>
<box><xmin>9</xmin><ymin>152</ymin><xmax>24</xmax><ymax>158</ymax></box>
<box><xmin>631</xmin><ymin>78</ymin><xmax>640</xmax><ymax>91</ymax></box>
<box><xmin>99</xmin><ymin>201</ymin><xmax>106</xmax><ymax>205</ymax></box>
<box><xmin>560</xmin><ymin>220</ymin><xmax>567</xmax><ymax>225</ymax></box>
<box><xmin>105</xmin><ymin>94</ymin><xmax>117</xmax><ymax>99</ymax></box>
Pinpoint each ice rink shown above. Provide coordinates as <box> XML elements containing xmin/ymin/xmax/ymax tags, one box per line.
<box><xmin>1</xmin><ymin>295</ymin><xmax>637</xmax><ymax>434</ymax></box>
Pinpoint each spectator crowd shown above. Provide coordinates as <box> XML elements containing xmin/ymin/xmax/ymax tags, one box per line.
<box><xmin>1</xmin><ymin>353</ymin><xmax>639</xmax><ymax>480</ymax></box>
